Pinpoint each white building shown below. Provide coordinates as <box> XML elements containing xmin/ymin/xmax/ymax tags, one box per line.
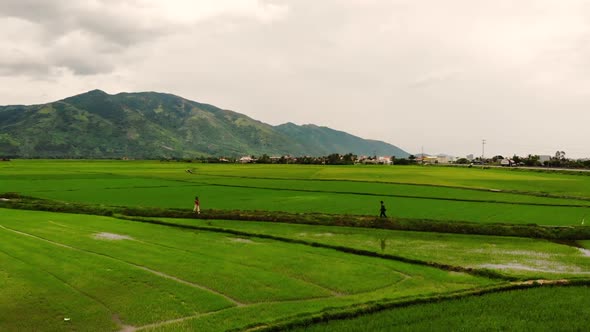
<box><xmin>436</xmin><ymin>155</ymin><xmax>453</xmax><ymax>164</ymax></box>
<box><xmin>539</xmin><ymin>155</ymin><xmax>551</xmax><ymax>163</ymax></box>
<box><xmin>377</xmin><ymin>156</ymin><xmax>392</xmax><ymax>165</ymax></box>
<box><xmin>239</xmin><ymin>156</ymin><xmax>254</xmax><ymax>163</ymax></box>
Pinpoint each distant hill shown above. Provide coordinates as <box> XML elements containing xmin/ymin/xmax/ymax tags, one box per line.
<box><xmin>275</xmin><ymin>123</ymin><xmax>408</xmax><ymax>157</ymax></box>
<box><xmin>0</xmin><ymin>90</ymin><xmax>409</xmax><ymax>158</ymax></box>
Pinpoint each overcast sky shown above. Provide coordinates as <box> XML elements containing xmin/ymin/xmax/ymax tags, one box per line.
<box><xmin>1</xmin><ymin>0</ymin><xmax>589</xmax><ymax>158</ymax></box>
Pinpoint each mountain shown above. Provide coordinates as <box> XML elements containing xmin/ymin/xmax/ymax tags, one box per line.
<box><xmin>0</xmin><ymin>90</ymin><xmax>409</xmax><ymax>158</ymax></box>
<box><xmin>275</xmin><ymin>123</ymin><xmax>409</xmax><ymax>157</ymax></box>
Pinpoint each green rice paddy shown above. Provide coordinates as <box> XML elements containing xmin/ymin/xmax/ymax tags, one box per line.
<box><xmin>2</xmin><ymin>160</ymin><xmax>590</xmax><ymax>225</ymax></box>
<box><xmin>1</xmin><ymin>160</ymin><xmax>589</xmax><ymax>331</ymax></box>
<box><xmin>157</xmin><ymin>217</ymin><xmax>590</xmax><ymax>279</ymax></box>
<box><xmin>0</xmin><ymin>208</ymin><xmax>493</xmax><ymax>331</ymax></box>
<box><xmin>290</xmin><ymin>286</ymin><xmax>590</xmax><ymax>332</ymax></box>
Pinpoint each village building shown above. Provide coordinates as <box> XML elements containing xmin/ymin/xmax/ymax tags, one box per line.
<box><xmin>239</xmin><ymin>156</ymin><xmax>254</xmax><ymax>163</ymax></box>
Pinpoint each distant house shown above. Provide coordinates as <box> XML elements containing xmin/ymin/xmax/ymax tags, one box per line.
<box><xmin>418</xmin><ymin>155</ymin><xmax>453</xmax><ymax>164</ymax></box>
<box><xmin>377</xmin><ymin>156</ymin><xmax>392</xmax><ymax>165</ymax></box>
<box><xmin>500</xmin><ymin>159</ymin><xmax>514</xmax><ymax>167</ymax></box>
<box><xmin>436</xmin><ymin>155</ymin><xmax>453</xmax><ymax>164</ymax></box>
<box><xmin>539</xmin><ymin>155</ymin><xmax>551</xmax><ymax>163</ymax></box>
<box><xmin>423</xmin><ymin>156</ymin><xmax>438</xmax><ymax>164</ymax></box>
<box><xmin>239</xmin><ymin>156</ymin><xmax>254</xmax><ymax>163</ymax></box>
<box><xmin>361</xmin><ymin>158</ymin><xmax>377</xmax><ymax>164</ymax></box>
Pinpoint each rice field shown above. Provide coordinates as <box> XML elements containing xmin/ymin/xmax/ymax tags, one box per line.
<box><xmin>1</xmin><ymin>160</ymin><xmax>589</xmax><ymax>331</ymax></box>
<box><xmin>157</xmin><ymin>217</ymin><xmax>590</xmax><ymax>279</ymax></box>
<box><xmin>289</xmin><ymin>286</ymin><xmax>590</xmax><ymax>332</ymax></box>
<box><xmin>0</xmin><ymin>208</ymin><xmax>493</xmax><ymax>331</ymax></box>
<box><xmin>2</xmin><ymin>160</ymin><xmax>590</xmax><ymax>226</ymax></box>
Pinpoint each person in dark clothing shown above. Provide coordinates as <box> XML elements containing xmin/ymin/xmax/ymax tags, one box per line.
<box><xmin>380</xmin><ymin>201</ymin><xmax>387</xmax><ymax>218</ymax></box>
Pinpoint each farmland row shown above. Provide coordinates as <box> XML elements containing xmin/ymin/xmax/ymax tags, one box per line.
<box><xmin>2</xmin><ymin>161</ymin><xmax>590</xmax><ymax>331</ymax></box>
<box><xmin>5</xmin><ymin>184</ymin><xmax>589</xmax><ymax>226</ymax></box>
<box><xmin>286</xmin><ymin>285</ymin><xmax>590</xmax><ymax>332</ymax></box>
<box><xmin>5</xmin><ymin>210</ymin><xmax>590</xmax><ymax>331</ymax></box>
<box><xmin>0</xmin><ymin>208</ymin><xmax>495</xmax><ymax>331</ymax></box>
<box><xmin>5</xmin><ymin>170</ymin><xmax>590</xmax><ymax>207</ymax></box>
<box><xmin>3</xmin><ymin>193</ymin><xmax>589</xmax><ymax>240</ymax></box>
<box><xmin>6</xmin><ymin>159</ymin><xmax>590</xmax><ymax>191</ymax></box>
<box><xmin>4</xmin><ymin>161</ymin><xmax>590</xmax><ymax>226</ymax></box>
<box><xmin>190</xmin><ymin>171</ymin><xmax>590</xmax><ymax>202</ymax></box>
<box><xmin>5</xmin><ymin>199</ymin><xmax>590</xmax><ymax>281</ymax></box>
<box><xmin>147</xmin><ymin>216</ymin><xmax>590</xmax><ymax>280</ymax></box>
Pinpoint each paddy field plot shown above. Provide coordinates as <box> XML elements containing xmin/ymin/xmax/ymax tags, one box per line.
<box><xmin>158</xmin><ymin>217</ymin><xmax>590</xmax><ymax>279</ymax></box>
<box><xmin>2</xmin><ymin>160</ymin><xmax>590</xmax><ymax>226</ymax></box>
<box><xmin>0</xmin><ymin>209</ymin><xmax>494</xmax><ymax>332</ymax></box>
<box><xmin>2</xmin><ymin>160</ymin><xmax>590</xmax><ymax>331</ymax></box>
<box><xmin>290</xmin><ymin>286</ymin><xmax>590</xmax><ymax>332</ymax></box>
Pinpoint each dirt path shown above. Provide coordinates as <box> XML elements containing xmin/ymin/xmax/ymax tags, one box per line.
<box><xmin>511</xmin><ymin>279</ymin><xmax>571</xmax><ymax>286</ymax></box>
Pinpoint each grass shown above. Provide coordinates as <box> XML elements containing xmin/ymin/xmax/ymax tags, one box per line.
<box><xmin>5</xmin><ymin>193</ymin><xmax>590</xmax><ymax>241</ymax></box>
<box><xmin>0</xmin><ymin>225</ymin><xmax>233</xmax><ymax>328</ymax></box>
<box><xmin>154</xmin><ymin>217</ymin><xmax>590</xmax><ymax>280</ymax></box>
<box><xmin>0</xmin><ymin>208</ymin><xmax>495</xmax><ymax>331</ymax></box>
<box><xmin>288</xmin><ymin>285</ymin><xmax>590</xmax><ymax>332</ymax></box>
<box><xmin>18</xmin><ymin>184</ymin><xmax>588</xmax><ymax>226</ymax></box>
<box><xmin>2</xmin><ymin>160</ymin><xmax>590</xmax><ymax>331</ymax></box>
<box><xmin>2</xmin><ymin>160</ymin><xmax>590</xmax><ymax>226</ymax></box>
<box><xmin>0</xmin><ymin>250</ymin><xmax>116</xmax><ymax>332</ymax></box>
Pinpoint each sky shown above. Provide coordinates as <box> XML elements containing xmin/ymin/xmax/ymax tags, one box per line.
<box><xmin>1</xmin><ymin>0</ymin><xmax>589</xmax><ymax>158</ymax></box>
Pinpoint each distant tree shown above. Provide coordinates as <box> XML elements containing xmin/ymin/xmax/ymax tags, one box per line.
<box><xmin>326</xmin><ymin>153</ymin><xmax>342</xmax><ymax>165</ymax></box>
<box><xmin>455</xmin><ymin>158</ymin><xmax>470</xmax><ymax>164</ymax></box>
<box><xmin>257</xmin><ymin>154</ymin><xmax>271</xmax><ymax>164</ymax></box>
<box><xmin>523</xmin><ymin>154</ymin><xmax>541</xmax><ymax>166</ymax></box>
<box><xmin>341</xmin><ymin>153</ymin><xmax>356</xmax><ymax>165</ymax></box>
<box><xmin>555</xmin><ymin>150</ymin><xmax>566</xmax><ymax>160</ymax></box>
<box><xmin>512</xmin><ymin>155</ymin><xmax>522</xmax><ymax>164</ymax></box>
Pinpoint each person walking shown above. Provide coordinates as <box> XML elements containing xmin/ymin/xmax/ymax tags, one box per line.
<box><xmin>379</xmin><ymin>201</ymin><xmax>387</xmax><ymax>218</ymax></box>
<box><xmin>193</xmin><ymin>196</ymin><xmax>200</xmax><ymax>214</ymax></box>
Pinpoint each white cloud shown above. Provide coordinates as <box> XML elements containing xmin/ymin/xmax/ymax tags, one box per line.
<box><xmin>1</xmin><ymin>0</ymin><xmax>590</xmax><ymax>157</ymax></box>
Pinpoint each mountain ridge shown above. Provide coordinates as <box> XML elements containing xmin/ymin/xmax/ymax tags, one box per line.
<box><xmin>0</xmin><ymin>90</ymin><xmax>409</xmax><ymax>158</ymax></box>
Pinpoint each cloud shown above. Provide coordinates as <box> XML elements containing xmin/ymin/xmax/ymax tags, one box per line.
<box><xmin>0</xmin><ymin>0</ymin><xmax>288</xmax><ymax>77</ymax></box>
<box><xmin>409</xmin><ymin>69</ymin><xmax>463</xmax><ymax>88</ymax></box>
<box><xmin>0</xmin><ymin>0</ymin><xmax>163</xmax><ymax>76</ymax></box>
<box><xmin>1</xmin><ymin>0</ymin><xmax>590</xmax><ymax>157</ymax></box>
<box><xmin>0</xmin><ymin>0</ymin><xmax>170</xmax><ymax>45</ymax></box>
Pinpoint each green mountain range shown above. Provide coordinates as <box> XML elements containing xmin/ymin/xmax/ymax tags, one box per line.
<box><xmin>0</xmin><ymin>90</ymin><xmax>409</xmax><ymax>158</ymax></box>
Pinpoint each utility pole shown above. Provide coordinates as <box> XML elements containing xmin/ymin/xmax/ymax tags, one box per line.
<box><xmin>421</xmin><ymin>146</ymin><xmax>424</xmax><ymax>165</ymax></box>
<box><xmin>481</xmin><ymin>139</ymin><xmax>486</xmax><ymax>164</ymax></box>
